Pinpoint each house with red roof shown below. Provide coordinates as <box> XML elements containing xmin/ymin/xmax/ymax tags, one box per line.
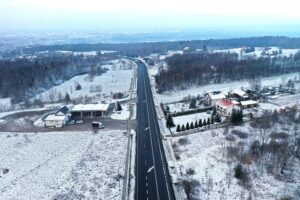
<box><xmin>215</xmin><ymin>99</ymin><xmax>241</xmax><ymax>117</ymax></box>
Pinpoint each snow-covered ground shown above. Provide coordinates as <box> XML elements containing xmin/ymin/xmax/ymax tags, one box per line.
<box><xmin>111</xmin><ymin>103</ymin><xmax>131</xmax><ymax>120</ymax></box>
<box><xmin>214</xmin><ymin>47</ymin><xmax>300</xmax><ymax>59</ymax></box>
<box><xmin>171</xmin><ymin>112</ymin><xmax>211</xmax><ymax>132</ymax></box>
<box><xmin>0</xmin><ymin>98</ymin><xmax>12</xmax><ymax>112</ymax></box>
<box><xmin>35</xmin><ymin>60</ymin><xmax>134</xmax><ymax>103</ymax></box>
<box><xmin>156</xmin><ymin>72</ymin><xmax>300</xmax><ymax>103</ymax></box>
<box><xmin>0</xmin><ymin>130</ymin><xmax>127</xmax><ymax>200</ymax></box>
<box><xmin>172</xmin><ymin>123</ymin><xmax>300</xmax><ymax>200</ymax></box>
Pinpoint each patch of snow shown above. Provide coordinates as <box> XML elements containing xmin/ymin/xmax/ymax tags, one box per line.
<box><xmin>0</xmin><ymin>130</ymin><xmax>127</xmax><ymax>199</ymax></box>
<box><xmin>111</xmin><ymin>103</ymin><xmax>130</xmax><ymax>120</ymax></box>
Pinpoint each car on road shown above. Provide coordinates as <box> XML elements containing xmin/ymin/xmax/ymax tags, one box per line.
<box><xmin>92</xmin><ymin>121</ymin><xmax>104</xmax><ymax>129</ymax></box>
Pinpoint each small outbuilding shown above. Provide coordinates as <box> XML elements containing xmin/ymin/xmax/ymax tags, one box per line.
<box><xmin>44</xmin><ymin>106</ymin><xmax>70</xmax><ymax>128</ymax></box>
<box><xmin>240</xmin><ymin>100</ymin><xmax>258</xmax><ymax>109</ymax></box>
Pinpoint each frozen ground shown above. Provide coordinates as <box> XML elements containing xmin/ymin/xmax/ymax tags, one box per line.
<box><xmin>111</xmin><ymin>103</ymin><xmax>131</xmax><ymax>120</ymax></box>
<box><xmin>172</xmin><ymin>123</ymin><xmax>300</xmax><ymax>200</ymax></box>
<box><xmin>35</xmin><ymin>59</ymin><xmax>134</xmax><ymax>103</ymax></box>
<box><xmin>156</xmin><ymin>72</ymin><xmax>300</xmax><ymax>103</ymax></box>
<box><xmin>0</xmin><ymin>130</ymin><xmax>127</xmax><ymax>200</ymax></box>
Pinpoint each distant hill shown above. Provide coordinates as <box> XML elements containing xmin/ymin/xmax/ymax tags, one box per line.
<box><xmin>6</xmin><ymin>36</ymin><xmax>300</xmax><ymax>57</ymax></box>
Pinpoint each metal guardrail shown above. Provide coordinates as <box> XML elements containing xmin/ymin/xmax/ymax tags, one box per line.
<box><xmin>122</xmin><ymin>60</ymin><xmax>137</xmax><ymax>200</ymax></box>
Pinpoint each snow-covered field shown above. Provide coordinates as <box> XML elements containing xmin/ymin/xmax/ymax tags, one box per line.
<box><xmin>172</xmin><ymin>123</ymin><xmax>300</xmax><ymax>200</ymax></box>
<box><xmin>35</xmin><ymin>60</ymin><xmax>134</xmax><ymax>103</ymax></box>
<box><xmin>156</xmin><ymin>72</ymin><xmax>300</xmax><ymax>103</ymax></box>
<box><xmin>0</xmin><ymin>130</ymin><xmax>127</xmax><ymax>200</ymax></box>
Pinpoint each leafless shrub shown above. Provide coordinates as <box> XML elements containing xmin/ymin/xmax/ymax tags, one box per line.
<box><xmin>231</xmin><ymin>129</ymin><xmax>249</xmax><ymax>139</ymax></box>
<box><xmin>174</xmin><ymin>152</ymin><xmax>181</xmax><ymax>160</ymax></box>
<box><xmin>270</xmin><ymin>132</ymin><xmax>289</xmax><ymax>140</ymax></box>
<box><xmin>182</xmin><ymin>179</ymin><xmax>201</xmax><ymax>200</ymax></box>
<box><xmin>225</xmin><ymin>134</ymin><xmax>236</xmax><ymax>142</ymax></box>
<box><xmin>178</xmin><ymin>137</ymin><xmax>189</xmax><ymax>146</ymax></box>
<box><xmin>186</xmin><ymin>168</ymin><xmax>195</xmax><ymax>175</ymax></box>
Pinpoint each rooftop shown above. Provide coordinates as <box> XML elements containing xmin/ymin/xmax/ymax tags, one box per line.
<box><xmin>231</xmin><ymin>89</ymin><xmax>248</xmax><ymax>98</ymax></box>
<box><xmin>216</xmin><ymin>99</ymin><xmax>234</xmax><ymax>109</ymax></box>
<box><xmin>209</xmin><ymin>93</ymin><xmax>226</xmax><ymax>100</ymax></box>
<box><xmin>44</xmin><ymin>114</ymin><xmax>67</xmax><ymax>121</ymax></box>
<box><xmin>71</xmin><ymin>103</ymin><xmax>110</xmax><ymax>112</ymax></box>
<box><xmin>240</xmin><ymin>100</ymin><xmax>259</xmax><ymax>106</ymax></box>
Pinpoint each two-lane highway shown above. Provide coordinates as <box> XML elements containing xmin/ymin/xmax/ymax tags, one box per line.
<box><xmin>135</xmin><ymin>60</ymin><xmax>175</xmax><ymax>200</ymax></box>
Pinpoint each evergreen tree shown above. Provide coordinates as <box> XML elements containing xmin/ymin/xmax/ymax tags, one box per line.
<box><xmin>207</xmin><ymin>118</ymin><xmax>211</xmax><ymax>125</ymax></box>
<box><xmin>181</xmin><ymin>124</ymin><xmax>186</xmax><ymax>131</ymax></box>
<box><xmin>195</xmin><ymin>121</ymin><xmax>198</xmax><ymax>128</ymax></box>
<box><xmin>186</xmin><ymin>122</ymin><xmax>190</xmax><ymax>130</ymax></box>
<box><xmin>234</xmin><ymin>164</ymin><xmax>244</xmax><ymax>179</ymax></box>
<box><xmin>64</xmin><ymin>92</ymin><xmax>71</xmax><ymax>103</ymax></box>
<box><xmin>190</xmin><ymin>122</ymin><xmax>194</xmax><ymax>129</ymax></box>
<box><xmin>212</xmin><ymin>107</ymin><xmax>217</xmax><ymax>116</ymax></box>
<box><xmin>199</xmin><ymin>119</ymin><xmax>203</xmax><ymax>127</ymax></box>
<box><xmin>231</xmin><ymin>108</ymin><xmax>243</xmax><ymax>124</ymax></box>
<box><xmin>211</xmin><ymin>117</ymin><xmax>214</xmax><ymax>124</ymax></box>
<box><xmin>176</xmin><ymin>124</ymin><xmax>181</xmax><ymax>132</ymax></box>
<box><xmin>76</xmin><ymin>83</ymin><xmax>82</xmax><ymax>90</ymax></box>
<box><xmin>215</xmin><ymin>114</ymin><xmax>221</xmax><ymax>123</ymax></box>
<box><xmin>166</xmin><ymin>114</ymin><xmax>175</xmax><ymax>128</ymax></box>
<box><xmin>203</xmin><ymin>119</ymin><xmax>207</xmax><ymax>126</ymax></box>
<box><xmin>189</xmin><ymin>99</ymin><xmax>197</xmax><ymax>109</ymax></box>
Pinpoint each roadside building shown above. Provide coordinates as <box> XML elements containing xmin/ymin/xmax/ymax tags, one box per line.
<box><xmin>44</xmin><ymin>115</ymin><xmax>69</xmax><ymax>128</ymax></box>
<box><xmin>70</xmin><ymin>103</ymin><xmax>112</xmax><ymax>118</ymax></box>
<box><xmin>240</xmin><ymin>100</ymin><xmax>259</xmax><ymax>109</ymax></box>
<box><xmin>44</xmin><ymin>106</ymin><xmax>70</xmax><ymax>128</ymax></box>
<box><xmin>205</xmin><ymin>92</ymin><xmax>226</xmax><ymax>106</ymax></box>
<box><xmin>215</xmin><ymin>99</ymin><xmax>240</xmax><ymax>117</ymax></box>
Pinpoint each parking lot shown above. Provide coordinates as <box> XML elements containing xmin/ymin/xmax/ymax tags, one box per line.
<box><xmin>0</xmin><ymin>111</ymin><xmax>137</xmax><ymax>132</ymax></box>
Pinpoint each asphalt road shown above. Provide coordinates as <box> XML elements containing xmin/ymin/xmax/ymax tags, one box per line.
<box><xmin>135</xmin><ymin>60</ymin><xmax>175</xmax><ymax>200</ymax></box>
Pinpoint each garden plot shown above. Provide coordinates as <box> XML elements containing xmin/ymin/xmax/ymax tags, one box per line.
<box><xmin>171</xmin><ymin>112</ymin><xmax>211</xmax><ymax>132</ymax></box>
<box><xmin>0</xmin><ymin>130</ymin><xmax>127</xmax><ymax>200</ymax></box>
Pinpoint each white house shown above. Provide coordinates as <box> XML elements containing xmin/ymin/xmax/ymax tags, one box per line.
<box><xmin>206</xmin><ymin>93</ymin><xmax>226</xmax><ymax>106</ymax></box>
<box><xmin>44</xmin><ymin>114</ymin><xmax>69</xmax><ymax>128</ymax></box>
<box><xmin>216</xmin><ymin>99</ymin><xmax>240</xmax><ymax>117</ymax></box>
<box><xmin>44</xmin><ymin>106</ymin><xmax>70</xmax><ymax>128</ymax></box>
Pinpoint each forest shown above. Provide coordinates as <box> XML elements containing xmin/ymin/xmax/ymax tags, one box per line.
<box><xmin>0</xmin><ymin>53</ymin><xmax>116</xmax><ymax>103</ymax></box>
<box><xmin>4</xmin><ymin>36</ymin><xmax>300</xmax><ymax>58</ymax></box>
<box><xmin>155</xmin><ymin>51</ymin><xmax>300</xmax><ymax>92</ymax></box>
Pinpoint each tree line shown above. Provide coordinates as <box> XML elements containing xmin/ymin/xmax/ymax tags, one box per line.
<box><xmin>0</xmin><ymin>53</ymin><xmax>114</xmax><ymax>103</ymax></box>
<box><xmin>156</xmin><ymin>51</ymin><xmax>300</xmax><ymax>92</ymax></box>
<box><xmin>4</xmin><ymin>36</ymin><xmax>300</xmax><ymax>58</ymax></box>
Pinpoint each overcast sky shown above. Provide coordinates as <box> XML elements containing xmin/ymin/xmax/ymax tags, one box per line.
<box><xmin>1</xmin><ymin>0</ymin><xmax>300</xmax><ymax>33</ymax></box>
